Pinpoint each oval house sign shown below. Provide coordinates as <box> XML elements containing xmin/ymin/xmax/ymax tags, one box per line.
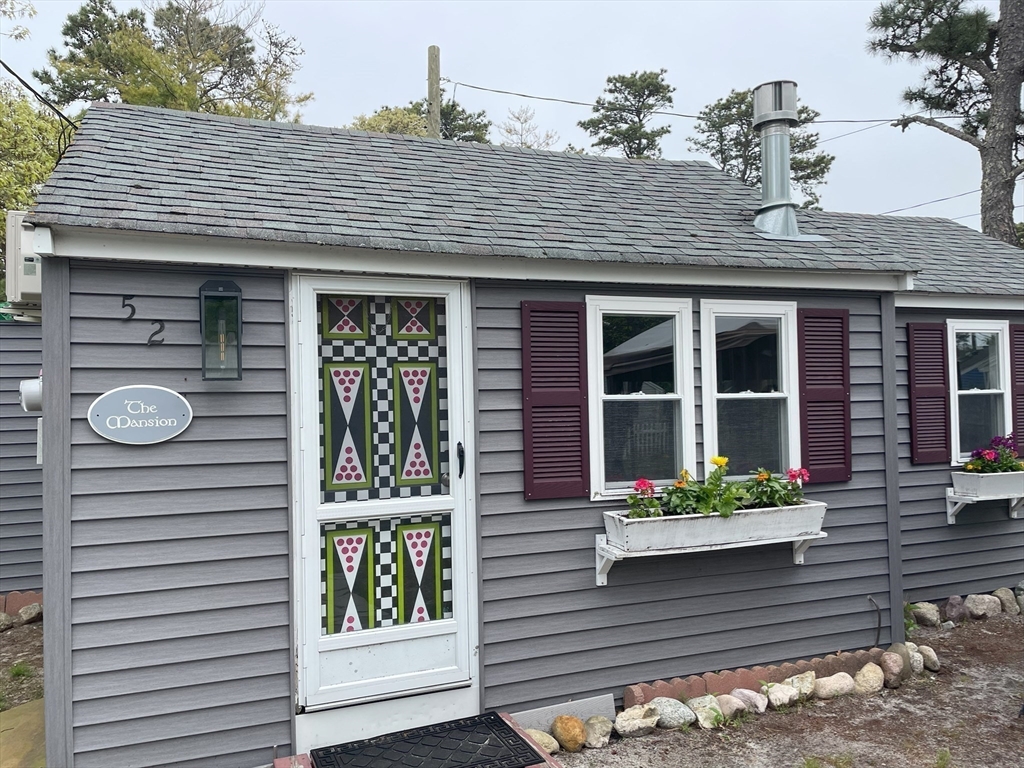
<box><xmin>88</xmin><ymin>385</ymin><xmax>193</xmax><ymax>445</ymax></box>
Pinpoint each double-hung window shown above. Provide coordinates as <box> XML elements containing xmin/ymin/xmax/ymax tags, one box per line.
<box><xmin>947</xmin><ymin>319</ymin><xmax>1012</xmax><ymax>462</ymax></box>
<box><xmin>586</xmin><ymin>297</ymin><xmax>695</xmax><ymax>499</ymax></box>
<box><xmin>700</xmin><ymin>300</ymin><xmax>800</xmax><ymax>476</ymax></box>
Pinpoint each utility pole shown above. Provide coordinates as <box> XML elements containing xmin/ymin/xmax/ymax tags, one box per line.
<box><xmin>427</xmin><ymin>45</ymin><xmax>441</xmax><ymax>140</ymax></box>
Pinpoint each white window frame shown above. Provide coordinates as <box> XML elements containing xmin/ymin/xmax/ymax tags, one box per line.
<box><xmin>700</xmin><ymin>299</ymin><xmax>801</xmax><ymax>477</ymax></box>
<box><xmin>586</xmin><ymin>296</ymin><xmax>696</xmax><ymax>501</ymax></box>
<box><xmin>947</xmin><ymin>319</ymin><xmax>1013</xmax><ymax>465</ymax></box>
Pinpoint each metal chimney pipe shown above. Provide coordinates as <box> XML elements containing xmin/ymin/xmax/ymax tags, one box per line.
<box><xmin>752</xmin><ymin>80</ymin><xmax>800</xmax><ymax>237</ymax></box>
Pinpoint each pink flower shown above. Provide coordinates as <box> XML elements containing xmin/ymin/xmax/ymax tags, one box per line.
<box><xmin>786</xmin><ymin>468</ymin><xmax>810</xmax><ymax>483</ymax></box>
<box><xmin>982</xmin><ymin>449</ymin><xmax>998</xmax><ymax>462</ymax></box>
<box><xmin>633</xmin><ymin>478</ymin><xmax>655</xmax><ymax>497</ymax></box>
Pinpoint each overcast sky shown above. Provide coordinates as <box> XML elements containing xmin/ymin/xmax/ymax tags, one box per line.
<box><xmin>4</xmin><ymin>0</ymin><xmax>1022</xmax><ymax>229</ymax></box>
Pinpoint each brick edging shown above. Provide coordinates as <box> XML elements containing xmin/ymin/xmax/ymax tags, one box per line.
<box><xmin>0</xmin><ymin>590</ymin><xmax>43</xmax><ymax>615</ymax></box>
<box><xmin>624</xmin><ymin>647</ymin><xmax>887</xmax><ymax>707</ymax></box>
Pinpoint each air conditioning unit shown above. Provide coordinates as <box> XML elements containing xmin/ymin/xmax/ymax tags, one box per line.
<box><xmin>5</xmin><ymin>211</ymin><xmax>42</xmax><ymax>305</ymax></box>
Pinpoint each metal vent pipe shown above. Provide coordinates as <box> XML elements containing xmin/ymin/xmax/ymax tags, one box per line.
<box><xmin>752</xmin><ymin>80</ymin><xmax>800</xmax><ymax>237</ymax></box>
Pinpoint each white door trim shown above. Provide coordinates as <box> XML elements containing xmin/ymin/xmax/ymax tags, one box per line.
<box><xmin>288</xmin><ymin>273</ymin><xmax>479</xmax><ymax>732</ymax></box>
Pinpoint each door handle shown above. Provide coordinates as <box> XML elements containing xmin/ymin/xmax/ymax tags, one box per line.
<box><xmin>457</xmin><ymin>442</ymin><xmax>465</xmax><ymax>479</ymax></box>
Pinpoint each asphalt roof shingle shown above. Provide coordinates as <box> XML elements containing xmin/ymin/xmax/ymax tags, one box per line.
<box><xmin>28</xmin><ymin>103</ymin><xmax>1024</xmax><ymax>296</ymax></box>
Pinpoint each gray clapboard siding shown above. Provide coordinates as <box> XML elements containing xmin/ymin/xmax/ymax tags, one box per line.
<box><xmin>894</xmin><ymin>308</ymin><xmax>1024</xmax><ymax>603</ymax></box>
<box><xmin>0</xmin><ymin>321</ymin><xmax>43</xmax><ymax>592</ymax></box>
<box><xmin>475</xmin><ymin>282</ymin><xmax>892</xmax><ymax>711</ymax></box>
<box><xmin>60</xmin><ymin>263</ymin><xmax>292</xmax><ymax>767</ymax></box>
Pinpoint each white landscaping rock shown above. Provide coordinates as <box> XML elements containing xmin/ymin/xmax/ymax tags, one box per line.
<box><xmin>648</xmin><ymin>697</ymin><xmax>695</xmax><ymax>729</ymax></box>
<box><xmin>525</xmin><ymin>729</ymin><xmax>559</xmax><ymax>754</ymax></box>
<box><xmin>686</xmin><ymin>695</ymin><xmax>724</xmax><ymax>729</ymax></box>
<box><xmin>853</xmin><ymin>663</ymin><xmax>884</xmax><ymax>695</ymax></box>
<box><xmin>910</xmin><ymin>652</ymin><xmax>924</xmax><ymax>675</ymax></box>
<box><xmin>992</xmin><ymin>588</ymin><xmax>1020</xmax><ymax>616</ymax></box>
<box><xmin>782</xmin><ymin>671</ymin><xmax>816</xmax><ymax>699</ymax></box>
<box><xmin>964</xmin><ymin>593</ymin><xmax>1002</xmax><ymax>618</ymax></box>
<box><xmin>762</xmin><ymin>683</ymin><xmax>799</xmax><ymax>709</ymax></box>
<box><xmin>729</xmin><ymin>688</ymin><xmax>768</xmax><ymax>715</ymax></box>
<box><xmin>911</xmin><ymin>602</ymin><xmax>941</xmax><ymax>627</ymax></box>
<box><xmin>0</xmin><ymin>613</ymin><xmax>13</xmax><ymax>633</ymax></box>
<box><xmin>15</xmin><ymin>603</ymin><xmax>41</xmax><ymax>626</ymax></box>
<box><xmin>584</xmin><ymin>716</ymin><xmax>613</xmax><ymax>748</ymax></box>
<box><xmin>614</xmin><ymin>705</ymin><xmax>659</xmax><ymax>738</ymax></box>
<box><xmin>918</xmin><ymin>645</ymin><xmax>940</xmax><ymax>672</ymax></box>
<box><xmin>905</xmin><ymin>642</ymin><xmax>918</xmax><ymax>654</ymax></box>
<box><xmin>715</xmin><ymin>694</ymin><xmax>747</xmax><ymax>721</ymax></box>
<box><xmin>1017</xmin><ymin>596</ymin><xmax>1024</xmax><ymax>615</ymax></box>
<box><xmin>813</xmin><ymin>672</ymin><xmax>855</xmax><ymax>700</ymax></box>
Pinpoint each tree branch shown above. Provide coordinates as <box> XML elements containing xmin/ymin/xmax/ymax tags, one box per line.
<box><xmin>1010</xmin><ymin>160</ymin><xmax>1024</xmax><ymax>181</ymax></box>
<box><xmin>893</xmin><ymin>114</ymin><xmax>984</xmax><ymax>149</ymax></box>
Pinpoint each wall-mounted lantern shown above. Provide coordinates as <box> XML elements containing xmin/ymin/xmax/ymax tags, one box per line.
<box><xmin>200</xmin><ymin>280</ymin><xmax>242</xmax><ymax>380</ymax></box>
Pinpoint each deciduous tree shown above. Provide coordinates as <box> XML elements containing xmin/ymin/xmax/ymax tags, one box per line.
<box><xmin>497</xmin><ymin>106</ymin><xmax>559</xmax><ymax>150</ymax></box>
<box><xmin>868</xmin><ymin>0</ymin><xmax>1023</xmax><ymax>246</ymax></box>
<box><xmin>35</xmin><ymin>0</ymin><xmax>312</xmax><ymax>122</ymax></box>
<box><xmin>686</xmin><ymin>89</ymin><xmax>835</xmax><ymax>209</ymax></box>
<box><xmin>0</xmin><ymin>80</ymin><xmax>61</xmax><ymax>300</ymax></box>
<box><xmin>578</xmin><ymin>69</ymin><xmax>675</xmax><ymax>159</ymax></box>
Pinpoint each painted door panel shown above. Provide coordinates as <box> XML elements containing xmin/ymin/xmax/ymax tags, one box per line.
<box><xmin>293</xmin><ymin>276</ymin><xmax>477</xmax><ymax>712</ymax></box>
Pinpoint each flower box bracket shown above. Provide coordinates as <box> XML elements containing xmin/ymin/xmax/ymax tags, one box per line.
<box><xmin>944</xmin><ymin>488</ymin><xmax>1024</xmax><ymax>525</ymax></box>
<box><xmin>594</xmin><ymin>531</ymin><xmax>828</xmax><ymax>587</ymax></box>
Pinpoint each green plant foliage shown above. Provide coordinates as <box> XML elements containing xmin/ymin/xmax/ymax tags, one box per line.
<box><xmin>10</xmin><ymin>662</ymin><xmax>33</xmax><ymax>679</ymax></box>
<box><xmin>348</xmin><ymin>106</ymin><xmax>428</xmax><ymax>137</ymax></box>
<box><xmin>578</xmin><ymin>69</ymin><xmax>675</xmax><ymax>159</ymax></box>
<box><xmin>408</xmin><ymin>89</ymin><xmax>491</xmax><ymax>143</ymax></box>
<box><xmin>745</xmin><ymin>467</ymin><xmax>808</xmax><ymax>508</ymax></box>
<box><xmin>867</xmin><ymin>0</ymin><xmax>1023</xmax><ymax>246</ymax></box>
<box><xmin>904</xmin><ymin>602</ymin><xmax>920</xmax><ymax>634</ymax></box>
<box><xmin>934</xmin><ymin>748</ymin><xmax>953</xmax><ymax>768</ymax></box>
<box><xmin>661</xmin><ymin>459</ymin><xmax>749</xmax><ymax>518</ymax></box>
<box><xmin>0</xmin><ymin>79</ymin><xmax>63</xmax><ymax>301</ymax></box>
<box><xmin>34</xmin><ymin>0</ymin><xmax>312</xmax><ymax>121</ymax></box>
<box><xmin>686</xmin><ymin>88</ymin><xmax>835</xmax><ymax>209</ymax></box>
<box><xmin>626</xmin><ymin>478</ymin><xmax>662</xmax><ymax>518</ymax></box>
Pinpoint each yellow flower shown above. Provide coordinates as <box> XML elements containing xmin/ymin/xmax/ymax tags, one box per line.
<box><xmin>756</xmin><ymin>471</ymin><xmax>770</xmax><ymax>482</ymax></box>
<box><xmin>711</xmin><ymin>456</ymin><xmax>729</xmax><ymax>467</ymax></box>
<box><xmin>678</xmin><ymin>468</ymin><xmax>691</xmax><ymax>482</ymax></box>
<box><xmin>674</xmin><ymin>480</ymin><xmax>687</xmax><ymax>488</ymax></box>
<box><xmin>965</xmin><ymin>463</ymin><xmax>975</xmax><ymax>471</ymax></box>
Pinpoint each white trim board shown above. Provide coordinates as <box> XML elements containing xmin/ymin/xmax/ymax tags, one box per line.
<box><xmin>38</xmin><ymin>225</ymin><xmax>915</xmax><ymax>292</ymax></box>
<box><xmin>896</xmin><ymin>292</ymin><xmax>1024</xmax><ymax>311</ymax></box>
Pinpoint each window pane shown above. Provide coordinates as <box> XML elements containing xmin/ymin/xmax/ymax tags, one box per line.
<box><xmin>603</xmin><ymin>400</ymin><xmax>679</xmax><ymax>485</ymax></box>
<box><xmin>955</xmin><ymin>332</ymin><xmax>1000</xmax><ymax>390</ymax></box>
<box><xmin>603</xmin><ymin>315</ymin><xmax>675</xmax><ymax>394</ymax></box>
<box><xmin>717</xmin><ymin>398</ymin><xmax>785</xmax><ymax>474</ymax></box>
<box><xmin>958</xmin><ymin>393</ymin><xmax>1003</xmax><ymax>455</ymax></box>
<box><xmin>716</xmin><ymin>316</ymin><xmax>780</xmax><ymax>393</ymax></box>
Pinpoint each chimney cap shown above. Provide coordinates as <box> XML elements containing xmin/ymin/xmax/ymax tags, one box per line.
<box><xmin>752</xmin><ymin>80</ymin><xmax>799</xmax><ymax>130</ymax></box>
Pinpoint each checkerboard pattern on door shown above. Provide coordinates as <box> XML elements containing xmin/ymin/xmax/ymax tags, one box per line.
<box><xmin>318</xmin><ymin>295</ymin><xmax>449</xmax><ymax>503</ymax></box>
<box><xmin>321</xmin><ymin>515</ymin><xmax>454</xmax><ymax>635</ymax></box>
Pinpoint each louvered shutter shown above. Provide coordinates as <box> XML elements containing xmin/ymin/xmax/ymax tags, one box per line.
<box><xmin>798</xmin><ymin>309</ymin><xmax>851</xmax><ymax>483</ymax></box>
<box><xmin>521</xmin><ymin>302</ymin><xmax>590</xmax><ymax>499</ymax></box>
<box><xmin>1011</xmin><ymin>324</ymin><xmax>1024</xmax><ymax>440</ymax></box>
<box><xmin>907</xmin><ymin>323</ymin><xmax>951</xmax><ymax>464</ymax></box>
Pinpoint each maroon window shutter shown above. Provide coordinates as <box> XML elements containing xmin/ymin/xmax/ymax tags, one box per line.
<box><xmin>521</xmin><ymin>302</ymin><xmax>590</xmax><ymax>500</ymax></box>
<box><xmin>1011</xmin><ymin>324</ymin><xmax>1024</xmax><ymax>440</ymax></box>
<box><xmin>907</xmin><ymin>322</ymin><xmax>951</xmax><ymax>464</ymax></box>
<box><xmin>798</xmin><ymin>309</ymin><xmax>851</xmax><ymax>483</ymax></box>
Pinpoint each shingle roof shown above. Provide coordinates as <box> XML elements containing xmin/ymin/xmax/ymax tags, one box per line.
<box><xmin>29</xmin><ymin>103</ymin><xmax>1023</xmax><ymax>295</ymax></box>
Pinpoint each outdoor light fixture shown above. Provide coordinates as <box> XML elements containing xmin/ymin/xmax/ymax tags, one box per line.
<box><xmin>200</xmin><ymin>279</ymin><xmax>242</xmax><ymax>380</ymax></box>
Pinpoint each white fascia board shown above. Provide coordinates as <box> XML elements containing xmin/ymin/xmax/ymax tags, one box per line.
<box><xmin>43</xmin><ymin>224</ymin><xmax>912</xmax><ymax>292</ymax></box>
<box><xmin>895</xmin><ymin>292</ymin><xmax>1024</xmax><ymax>311</ymax></box>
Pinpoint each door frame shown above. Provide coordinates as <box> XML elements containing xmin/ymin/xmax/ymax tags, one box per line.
<box><xmin>287</xmin><ymin>273</ymin><xmax>479</xmax><ymax>738</ymax></box>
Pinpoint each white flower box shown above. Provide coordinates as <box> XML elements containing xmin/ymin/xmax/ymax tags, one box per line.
<box><xmin>602</xmin><ymin>499</ymin><xmax>828</xmax><ymax>552</ymax></box>
<box><xmin>949</xmin><ymin>471</ymin><xmax>1024</xmax><ymax>499</ymax></box>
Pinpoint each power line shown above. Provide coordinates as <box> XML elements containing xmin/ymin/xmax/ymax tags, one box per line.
<box><xmin>949</xmin><ymin>202</ymin><xmax>1024</xmax><ymax>221</ymax></box>
<box><xmin>0</xmin><ymin>58</ymin><xmax>77</xmax><ymax>129</ymax></box>
<box><xmin>1</xmin><ymin>58</ymin><xmax>79</xmax><ymax>164</ymax></box>
<box><xmin>879</xmin><ymin>189</ymin><xmax>980</xmax><ymax>216</ymax></box>
<box><xmin>444</xmin><ymin>77</ymin><xmax>964</xmax><ymax>127</ymax></box>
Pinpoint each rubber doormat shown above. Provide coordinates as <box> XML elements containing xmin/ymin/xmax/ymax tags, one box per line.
<box><xmin>310</xmin><ymin>711</ymin><xmax>542</xmax><ymax>768</ymax></box>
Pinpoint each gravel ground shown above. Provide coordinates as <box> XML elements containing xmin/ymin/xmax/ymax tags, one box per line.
<box><xmin>556</xmin><ymin>613</ymin><xmax>1024</xmax><ymax>768</ymax></box>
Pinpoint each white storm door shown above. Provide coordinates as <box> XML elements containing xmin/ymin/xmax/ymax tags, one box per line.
<box><xmin>292</xmin><ymin>275</ymin><xmax>477</xmax><ymax>710</ymax></box>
